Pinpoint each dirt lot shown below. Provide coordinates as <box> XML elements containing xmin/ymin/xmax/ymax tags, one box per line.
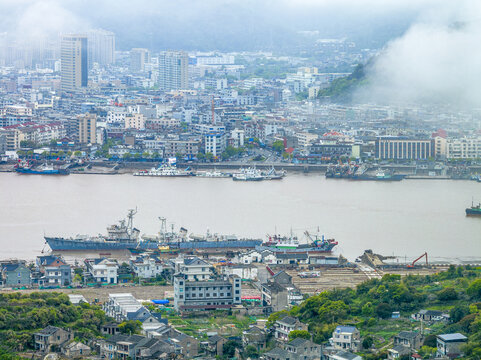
<box><xmin>286</xmin><ymin>266</ymin><xmax>447</xmax><ymax>295</ymax></box>
<box><xmin>1</xmin><ymin>284</ymin><xmax>173</xmax><ymax>303</ymax></box>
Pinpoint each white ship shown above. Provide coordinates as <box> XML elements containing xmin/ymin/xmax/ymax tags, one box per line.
<box><xmin>133</xmin><ymin>164</ymin><xmax>192</xmax><ymax>177</ymax></box>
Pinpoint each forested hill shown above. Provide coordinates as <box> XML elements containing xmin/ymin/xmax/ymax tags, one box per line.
<box><xmin>318</xmin><ymin>62</ymin><xmax>368</xmax><ymax>103</ymax></box>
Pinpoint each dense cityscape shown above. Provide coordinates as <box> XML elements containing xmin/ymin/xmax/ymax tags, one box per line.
<box><xmin>1</xmin><ymin>1</ymin><xmax>481</xmax><ymax>360</ymax></box>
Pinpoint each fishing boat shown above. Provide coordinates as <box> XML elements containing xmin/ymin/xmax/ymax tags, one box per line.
<box><xmin>15</xmin><ymin>161</ymin><xmax>70</xmax><ymax>175</ymax></box>
<box><xmin>466</xmin><ymin>201</ymin><xmax>481</xmax><ymax>216</ymax></box>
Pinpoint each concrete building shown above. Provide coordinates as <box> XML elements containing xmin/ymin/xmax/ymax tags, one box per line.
<box><xmin>77</xmin><ymin>113</ymin><xmax>97</xmax><ymax>144</ymax></box>
<box><xmin>331</xmin><ymin>326</ymin><xmax>361</xmax><ymax>351</ymax></box>
<box><xmin>231</xmin><ymin>128</ymin><xmax>245</xmax><ymax>147</ymax></box>
<box><xmin>173</xmin><ymin>256</ymin><xmax>214</xmax><ymax>281</ymax></box>
<box><xmin>125</xmin><ymin>113</ymin><xmax>145</xmax><ymax>130</ymax></box>
<box><xmin>84</xmin><ymin>258</ymin><xmax>118</xmax><ymax>284</ymax></box>
<box><xmin>36</xmin><ymin>255</ymin><xmax>72</xmax><ymax>287</ymax></box>
<box><xmin>103</xmin><ymin>293</ymin><xmax>144</xmax><ymax>322</ymax></box>
<box><xmin>130</xmin><ymin>255</ymin><xmax>163</xmax><ymax>279</ymax></box>
<box><xmin>159</xmin><ymin>51</ymin><xmax>189</xmax><ymax>91</ymax></box>
<box><xmin>375</xmin><ymin>137</ymin><xmax>434</xmax><ymax>160</ymax></box>
<box><xmin>0</xmin><ymin>262</ymin><xmax>31</xmax><ymax>287</ymax></box>
<box><xmin>61</xmin><ymin>34</ymin><xmax>88</xmax><ymax>93</ymax></box>
<box><xmin>261</xmin><ymin>282</ymin><xmax>288</xmax><ymax>313</ymax></box>
<box><xmin>446</xmin><ymin>137</ymin><xmax>481</xmax><ymax>159</ymax></box>
<box><xmin>273</xmin><ymin>316</ymin><xmax>308</xmax><ymax>341</ymax></box>
<box><xmin>130</xmin><ymin>48</ymin><xmax>150</xmax><ymax>73</ymax></box>
<box><xmin>436</xmin><ymin>333</ymin><xmax>467</xmax><ymax>358</ymax></box>
<box><xmin>87</xmin><ymin>29</ymin><xmax>115</xmax><ymax>66</ymax></box>
<box><xmin>173</xmin><ymin>274</ymin><xmax>241</xmax><ymax>311</ymax></box>
<box><xmin>205</xmin><ymin>131</ymin><xmax>227</xmax><ymax>157</ymax></box>
<box><xmin>34</xmin><ymin>326</ymin><xmax>72</xmax><ymax>353</ymax></box>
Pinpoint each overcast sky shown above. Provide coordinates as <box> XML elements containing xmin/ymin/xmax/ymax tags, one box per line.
<box><xmin>0</xmin><ymin>0</ymin><xmax>455</xmax><ymax>51</ymax></box>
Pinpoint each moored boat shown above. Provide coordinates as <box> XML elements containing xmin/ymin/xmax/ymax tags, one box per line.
<box><xmin>15</xmin><ymin>161</ymin><xmax>70</xmax><ymax>175</ymax></box>
<box><xmin>466</xmin><ymin>201</ymin><xmax>481</xmax><ymax>216</ymax></box>
<box><xmin>133</xmin><ymin>164</ymin><xmax>192</xmax><ymax>177</ymax></box>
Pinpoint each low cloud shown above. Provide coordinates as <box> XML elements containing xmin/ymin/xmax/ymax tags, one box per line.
<box><xmin>356</xmin><ymin>1</ymin><xmax>481</xmax><ymax>108</ymax></box>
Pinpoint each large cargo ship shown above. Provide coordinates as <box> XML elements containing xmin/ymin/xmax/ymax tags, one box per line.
<box><xmin>45</xmin><ymin>211</ymin><xmax>263</xmax><ymax>251</ymax></box>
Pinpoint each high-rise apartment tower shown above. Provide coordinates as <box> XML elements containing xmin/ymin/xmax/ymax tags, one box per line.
<box><xmin>158</xmin><ymin>51</ymin><xmax>188</xmax><ymax>91</ymax></box>
<box><xmin>60</xmin><ymin>34</ymin><xmax>88</xmax><ymax>93</ymax></box>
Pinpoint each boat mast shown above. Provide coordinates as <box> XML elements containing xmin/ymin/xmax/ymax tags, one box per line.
<box><xmin>127</xmin><ymin>208</ymin><xmax>137</xmax><ymax>237</ymax></box>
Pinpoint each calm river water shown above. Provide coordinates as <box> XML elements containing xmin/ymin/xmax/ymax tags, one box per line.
<box><xmin>1</xmin><ymin>172</ymin><xmax>480</xmax><ymax>263</ymax></box>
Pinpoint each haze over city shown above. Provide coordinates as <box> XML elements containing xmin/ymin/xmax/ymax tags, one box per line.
<box><xmin>1</xmin><ymin>1</ymin><xmax>481</xmax><ymax>359</ymax></box>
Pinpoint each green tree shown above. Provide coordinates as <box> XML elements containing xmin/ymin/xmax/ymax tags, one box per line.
<box><xmin>142</xmin><ymin>152</ymin><xmax>150</xmax><ymax>158</ymax></box>
<box><xmin>122</xmin><ymin>153</ymin><xmax>132</xmax><ymax>159</ymax></box>
<box><xmin>266</xmin><ymin>310</ymin><xmax>289</xmax><ymax>328</ymax></box>
<box><xmin>205</xmin><ymin>152</ymin><xmax>213</xmax><ymax>162</ymax></box>
<box><xmin>467</xmin><ymin>279</ymin><xmax>481</xmax><ymax>299</ymax></box>
<box><xmin>437</xmin><ymin>287</ymin><xmax>458</xmax><ymax>301</ymax></box>
<box><xmin>73</xmin><ymin>150</ymin><xmax>82</xmax><ymax>157</ymax></box>
<box><xmin>423</xmin><ymin>334</ymin><xmax>437</xmax><ymax>348</ymax></box>
<box><xmin>375</xmin><ymin>302</ymin><xmax>392</xmax><ymax>319</ymax></box>
<box><xmin>272</xmin><ymin>140</ymin><xmax>285</xmax><ymax>153</ymax></box>
<box><xmin>118</xmin><ymin>320</ymin><xmax>142</xmax><ymax>335</ymax></box>
<box><xmin>362</xmin><ymin>336</ymin><xmax>374</xmax><ymax>349</ymax></box>
<box><xmin>288</xmin><ymin>330</ymin><xmax>311</xmax><ymax>341</ymax></box>
<box><xmin>244</xmin><ymin>345</ymin><xmax>259</xmax><ymax>359</ymax></box>
<box><xmin>223</xmin><ymin>339</ymin><xmax>241</xmax><ymax>358</ymax></box>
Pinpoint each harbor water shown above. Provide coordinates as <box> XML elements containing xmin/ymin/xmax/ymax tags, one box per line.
<box><xmin>1</xmin><ymin>172</ymin><xmax>481</xmax><ymax>263</ymax></box>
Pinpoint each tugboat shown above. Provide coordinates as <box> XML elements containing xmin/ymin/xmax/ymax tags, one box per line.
<box><xmin>466</xmin><ymin>201</ymin><xmax>481</xmax><ymax>216</ymax></box>
<box><xmin>15</xmin><ymin>161</ymin><xmax>70</xmax><ymax>175</ymax></box>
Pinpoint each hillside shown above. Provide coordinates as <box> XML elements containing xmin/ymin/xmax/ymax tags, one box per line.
<box><xmin>268</xmin><ymin>265</ymin><xmax>481</xmax><ymax>359</ymax></box>
<box><xmin>318</xmin><ymin>62</ymin><xmax>369</xmax><ymax>103</ymax></box>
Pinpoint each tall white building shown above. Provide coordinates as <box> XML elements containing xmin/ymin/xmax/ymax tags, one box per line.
<box><xmin>87</xmin><ymin>29</ymin><xmax>115</xmax><ymax>67</ymax></box>
<box><xmin>60</xmin><ymin>34</ymin><xmax>88</xmax><ymax>93</ymax></box>
<box><xmin>159</xmin><ymin>51</ymin><xmax>188</xmax><ymax>91</ymax></box>
<box><xmin>130</xmin><ymin>48</ymin><xmax>150</xmax><ymax>72</ymax></box>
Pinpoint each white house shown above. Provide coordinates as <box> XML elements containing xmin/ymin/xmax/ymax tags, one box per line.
<box><xmin>85</xmin><ymin>258</ymin><xmax>118</xmax><ymax>284</ymax></box>
<box><xmin>130</xmin><ymin>255</ymin><xmax>163</xmax><ymax>279</ymax></box>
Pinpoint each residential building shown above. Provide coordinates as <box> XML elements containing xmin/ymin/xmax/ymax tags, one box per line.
<box><xmin>130</xmin><ymin>48</ymin><xmax>150</xmax><ymax>72</ymax></box>
<box><xmin>393</xmin><ymin>331</ymin><xmax>423</xmax><ymax>350</ymax></box>
<box><xmin>34</xmin><ymin>326</ymin><xmax>72</xmax><ymax>352</ymax></box>
<box><xmin>331</xmin><ymin>326</ymin><xmax>361</xmax><ymax>351</ymax></box>
<box><xmin>262</xmin><ymin>281</ymin><xmax>288</xmax><ymax>313</ymax></box>
<box><xmin>77</xmin><ymin>113</ymin><xmax>97</xmax><ymax>144</ymax></box>
<box><xmin>130</xmin><ymin>255</ymin><xmax>163</xmax><ymax>279</ymax></box>
<box><xmin>436</xmin><ymin>333</ymin><xmax>467</xmax><ymax>359</ymax></box>
<box><xmin>387</xmin><ymin>345</ymin><xmax>411</xmax><ymax>360</ymax></box>
<box><xmin>61</xmin><ymin>341</ymin><xmax>91</xmax><ymax>358</ymax></box>
<box><xmin>284</xmin><ymin>338</ymin><xmax>322</xmax><ymax>360</ymax></box>
<box><xmin>446</xmin><ymin>137</ymin><xmax>481</xmax><ymax>159</ymax></box>
<box><xmin>125</xmin><ymin>113</ymin><xmax>145</xmax><ymax>130</ymax></box>
<box><xmin>84</xmin><ymin>258</ymin><xmax>118</xmax><ymax>284</ymax></box>
<box><xmin>412</xmin><ymin>309</ymin><xmax>449</xmax><ymax>322</ymax></box>
<box><xmin>61</xmin><ymin>34</ymin><xmax>88</xmax><ymax>93</ymax></box>
<box><xmin>242</xmin><ymin>326</ymin><xmax>267</xmax><ymax>351</ymax></box>
<box><xmin>159</xmin><ymin>51</ymin><xmax>189</xmax><ymax>91</ymax></box>
<box><xmin>87</xmin><ymin>29</ymin><xmax>115</xmax><ymax>66</ymax></box>
<box><xmin>205</xmin><ymin>131</ymin><xmax>227</xmax><ymax>157</ymax></box>
<box><xmin>173</xmin><ymin>273</ymin><xmax>242</xmax><ymax>311</ymax></box>
<box><xmin>375</xmin><ymin>137</ymin><xmax>434</xmax><ymax>160</ymax></box>
<box><xmin>103</xmin><ymin>293</ymin><xmax>144</xmax><ymax>322</ymax></box>
<box><xmin>231</xmin><ymin>128</ymin><xmax>245</xmax><ymax>147</ymax></box>
<box><xmin>203</xmin><ymin>334</ymin><xmax>227</xmax><ymax>357</ymax></box>
<box><xmin>274</xmin><ymin>316</ymin><xmax>308</xmax><ymax>341</ymax></box>
<box><xmin>173</xmin><ymin>256</ymin><xmax>214</xmax><ymax>281</ymax></box>
<box><xmin>0</xmin><ymin>262</ymin><xmax>31</xmax><ymax>287</ymax></box>
<box><xmin>36</xmin><ymin>255</ymin><xmax>72</xmax><ymax>287</ymax></box>
<box><xmin>328</xmin><ymin>351</ymin><xmax>363</xmax><ymax>360</ymax></box>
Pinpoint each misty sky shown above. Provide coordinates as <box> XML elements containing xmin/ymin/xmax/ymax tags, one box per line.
<box><xmin>2</xmin><ymin>0</ymin><xmax>479</xmax><ymax>107</ymax></box>
<box><xmin>0</xmin><ymin>0</ymin><xmax>451</xmax><ymax>51</ymax></box>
